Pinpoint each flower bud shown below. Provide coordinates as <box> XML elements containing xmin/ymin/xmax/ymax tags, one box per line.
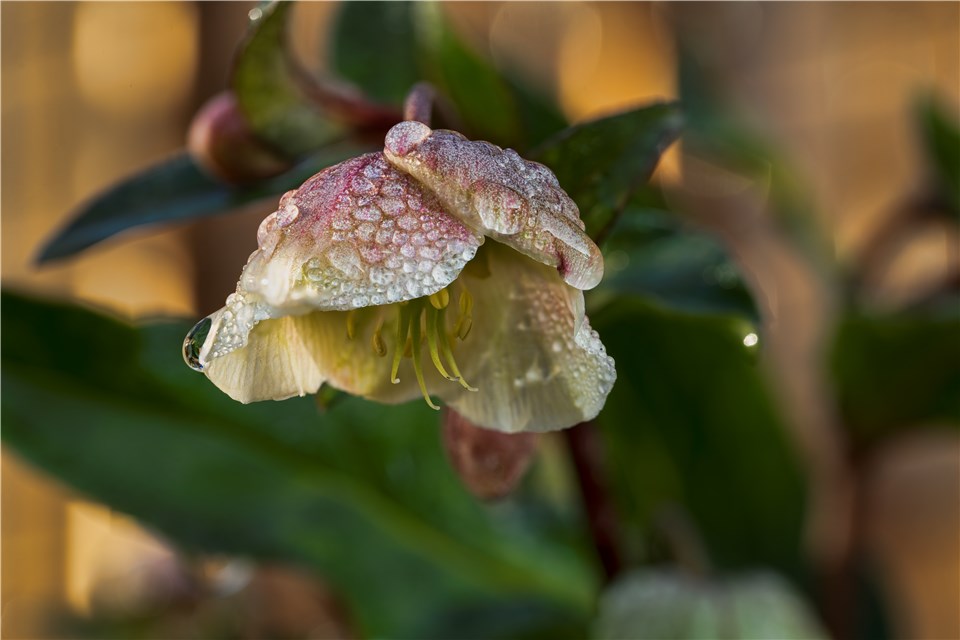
<box><xmin>187</xmin><ymin>92</ymin><xmax>293</xmax><ymax>184</ymax></box>
<box><xmin>442</xmin><ymin>408</ymin><xmax>539</xmax><ymax>500</ymax></box>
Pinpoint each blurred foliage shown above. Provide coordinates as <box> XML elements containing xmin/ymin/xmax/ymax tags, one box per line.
<box><xmin>532</xmin><ymin>103</ymin><xmax>683</xmax><ymax>238</ymax></box>
<box><xmin>677</xmin><ymin>47</ymin><xmax>833</xmax><ymax>272</ymax></box>
<box><xmin>916</xmin><ymin>92</ymin><xmax>960</xmax><ymax>219</ymax></box>
<box><xmin>1</xmin><ymin>291</ymin><xmax>595</xmax><ymax>639</ymax></box>
<box><xmin>831</xmin><ymin>307</ymin><xmax>960</xmax><ymax>449</ymax></box>
<box><xmin>593</xmin><ymin>569</ymin><xmax>826</xmax><ymax>640</ymax></box>
<box><xmin>592</xmin><ymin>297</ymin><xmax>806</xmax><ymax>578</ymax></box>
<box><xmin>331</xmin><ymin>1</ymin><xmax>420</xmax><ymax>106</ymax></box>
<box><xmin>596</xmin><ymin>205</ymin><xmax>757</xmax><ymax>321</ymax></box>
<box><xmin>233</xmin><ymin>1</ymin><xmax>346</xmax><ymax>157</ymax></box>
<box><xmin>36</xmin><ymin>145</ymin><xmax>362</xmax><ymax>264</ymax></box>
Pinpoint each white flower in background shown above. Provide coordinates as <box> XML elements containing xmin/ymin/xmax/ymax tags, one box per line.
<box><xmin>183</xmin><ymin>121</ymin><xmax>615</xmax><ymax>433</ymax></box>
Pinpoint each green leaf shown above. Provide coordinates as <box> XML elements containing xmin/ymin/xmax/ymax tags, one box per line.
<box><xmin>916</xmin><ymin>92</ymin><xmax>960</xmax><ymax>218</ymax></box>
<box><xmin>414</xmin><ymin>2</ymin><xmax>516</xmax><ymax>144</ymax></box>
<box><xmin>831</xmin><ymin>307</ymin><xmax>960</xmax><ymax>449</ymax></box>
<box><xmin>1</xmin><ymin>291</ymin><xmax>594</xmax><ymax>638</ymax></box>
<box><xmin>593</xmin><ymin>569</ymin><xmax>827</xmax><ymax>640</ymax></box>
<box><xmin>233</xmin><ymin>1</ymin><xmax>344</xmax><ymax>157</ymax></box>
<box><xmin>595</xmin><ymin>200</ymin><xmax>758</xmax><ymax>322</ymax></box>
<box><xmin>591</xmin><ymin>297</ymin><xmax>806</xmax><ymax>577</ymax></box>
<box><xmin>37</xmin><ymin>146</ymin><xmax>361</xmax><ymax>264</ymax></box>
<box><xmin>331</xmin><ymin>2</ymin><xmax>566</xmax><ymax>151</ymax></box>
<box><xmin>331</xmin><ymin>1</ymin><xmax>420</xmax><ymax>106</ymax></box>
<box><xmin>532</xmin><ymin>103</ymin><xmax>684</xmax><ymax>238</ymax></box>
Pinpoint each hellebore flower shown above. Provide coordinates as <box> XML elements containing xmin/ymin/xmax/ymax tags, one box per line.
<box><xmin>183</xmin><ymin>121</ymin><xmax>615</xmax><ymax>433</ymax></box>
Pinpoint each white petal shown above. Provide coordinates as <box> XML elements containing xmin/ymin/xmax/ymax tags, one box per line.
<box><xmin>202</xmin><ymin>312</ymin><xmax>325</xmax><ymax>403</ymax></box>
<box><xmin>200</xmin><ymin>303</ymin><xmax>430</xmax><ymax>405</ymax></box>
<box><xmin>385</xmin><ymin>122</ymin><xmax>604</xmax><ymax>291</ymax></box>
<box><xmin>435</xmin><ymin>243</ymin><xmax>616</xmax><ymax>433</ymax></box>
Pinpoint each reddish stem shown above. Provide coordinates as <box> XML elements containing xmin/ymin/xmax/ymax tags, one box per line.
<box><xmin>403</xmin><ymin>82</ymin><xmax>437</xmax><ymax>126</ymax></box>
<box><xmin>563</xmin><ymin>421</ymin><xmax>624</xmax><ymax>583</ymax></box>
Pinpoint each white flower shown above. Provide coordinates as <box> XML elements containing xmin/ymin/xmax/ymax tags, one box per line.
<box><xmin>184</xmin><ymin>122</ymin><xmax>615</xmax><ymax>433</ymax></box>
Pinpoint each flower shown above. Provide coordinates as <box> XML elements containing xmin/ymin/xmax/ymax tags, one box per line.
<box><xmin>183</xmin><ymin>121</ymin><xmax>616</xmax><ymax>433</ymax></box>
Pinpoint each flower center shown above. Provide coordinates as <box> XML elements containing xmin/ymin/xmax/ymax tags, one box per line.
<box><xmin>347</xmin><ymin>282</ymin><xmax>476</xmax><ymax>410</ymax></box>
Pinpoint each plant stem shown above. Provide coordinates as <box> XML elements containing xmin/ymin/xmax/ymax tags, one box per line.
<box><xmin>403</xmin><ymin>82</ymin><xmax>436</xmax><ymax>125</ymax></box>
<box><xmin>563</xmin><ymin>421</ymin><xmax>624</xmax><ymax>583</ymax></box>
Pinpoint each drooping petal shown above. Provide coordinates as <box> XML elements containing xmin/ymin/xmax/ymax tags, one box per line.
<box><xmin>241</xmin><ymin>152</ymin><xmax>482</xmax><ymax>312</ymax></box>
<box><xmin>433</xmin><ymin>243</ymin><xmax>616</xmax><ymax>433</ymax></box>
<box><xmin>200</xmin><ymin>304</ymin><xmax>430</xmax><ymax>404</ymax></box>
<box><xmin>384</xmin><ymin>121</ymin><xmax>604</xmax><ymax>291</ymax></box>
<box><xmin>201</xmin><ymin>311</ymin><xmax>326</xmax><ymax>403</ymax></box>
<box><xmin>199</xmin><ymin>152</ymin><xmax>484</xmax><ymax>365</ymax></box>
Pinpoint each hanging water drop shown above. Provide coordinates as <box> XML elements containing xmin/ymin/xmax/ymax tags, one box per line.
<box><xmin>183</xmin><ymin>317</ymin><xmax>212</xmax><ymax>372</ymax></box>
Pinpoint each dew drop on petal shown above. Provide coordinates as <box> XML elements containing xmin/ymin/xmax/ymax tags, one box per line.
<box><xmin>276</xmin><ymin>203</ymin><xmax>299</xmax><ymax>227</ymax></box>
<box><xmin>183</xmin><ymin>316</ymin><xmax>212</xmax><ymax>371</ymax></box>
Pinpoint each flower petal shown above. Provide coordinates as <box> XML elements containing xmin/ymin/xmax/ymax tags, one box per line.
<box><xmin>201</xmin><ymin>305</ymin><xmax>430</xmax><ymax>404</ymax></box>
<box><xmin>433</xmin><ymin>243</ymin><xmax>616</xmax><ymax>433</ymax></box>
<box><xmin>240</xmin><ymin>152</ymin><xmax>483</xmax><ymax>313</ymax></box>
<box><xmin>201</xmin><ymin>311</ymin><xmax>325</xmax><ymax>403</ymax></box>
<box><xmin>384</xmin><ymin>121</ymin><xmax>604</xmax><ymax>291</ymax></box>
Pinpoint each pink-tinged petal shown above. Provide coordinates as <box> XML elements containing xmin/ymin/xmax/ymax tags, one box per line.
<box><xmin>241</xmin><ymin>152</ymin><xmax>482</xmax><ymax>313</ymax></box>
<box><xmin>433</xmin><ymin>243</ymin><xmax>616</xmax><ymax>433</ymax></box>
<box><xmin>384</xmin><ymin>122</ymin><xmax>604</xmax><ymax>291</ymax></box>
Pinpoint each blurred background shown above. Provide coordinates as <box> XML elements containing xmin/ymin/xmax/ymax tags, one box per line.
<box><xmin>2</xmin><ymin>2</ymin><xmax>958</xmax><ymax>638</ymax></box>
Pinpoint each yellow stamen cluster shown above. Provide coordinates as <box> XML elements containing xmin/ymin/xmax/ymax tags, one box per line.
<box><xmin>347</xmin><ymin>285</ymin><xmax>476</xmax><ymax>410</ymax></box>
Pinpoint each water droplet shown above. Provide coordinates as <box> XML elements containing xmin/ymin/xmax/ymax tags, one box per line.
<box><xmin>353</xmin><ymin>205</ymin><xmax>382</xmax><ymax>221</ymax></box>
<box><xmin>183</xmin><ymin>317</ymin><xmax>212</xmax><ymax>371</ymax></box>
<box><xmin>398</xmin><ymin>215</ymin><xmax>418</xmax><ymax>230</ymax></box>
<box><xmin>350</xmin><ymin>175</ymin><xmax>376</xmax><ymax>195</ymax></box>
<box><xmin>379</xmin><ymin>197</ymin><xmax>405</xmax><ymax>216</ymax></box>
<box><xmin>276</xmin><ymin>203</ymin><xmax>299</xmax><ymax>227</ymax></box>
<box><xmin>418</xmin><ymin>246</ymin><xmax>440</xmax><ymax>260</ymax></box>
<box><xmin>743</xmin><ymin>332</ymin><xmax>759</xmax><ymax>347</ymax></box>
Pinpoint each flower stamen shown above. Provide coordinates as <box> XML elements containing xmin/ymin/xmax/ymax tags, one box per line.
<box><xmin>371</xmin><ymin>315</ymin><xmax>387</xmax><ymax>357</ymax></box>
<box><xmin>439</xmin><ymin>316</ymin><xmax>478</xmax><ymax>392</ymax></box>
<box><xmin>345</xmin><ymin>309</ymin><xmax>358</xmax><ymax>340</ymax></box>
<box><xmin>455</xmin><ymin>289</ymin><xmax>473</xmax><ymax>341</ymax></box>
<box><xmin>426</xmin><ymin>304</ymin><xmax>455</xmax><ymax>381</ymax></box>
<box><xmin>410</xmin><ymin>305</ymin><xmax>440</xmax><ymax>410</ymax></box>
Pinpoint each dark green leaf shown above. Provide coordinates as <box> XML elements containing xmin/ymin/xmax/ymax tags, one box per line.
<box><xmin>591</xmin><ymin>297</ymin><xmax>806</xmax><ymax>577</ymax></box>
<box><xmin>504</xmin><ymin>76</ymin><xmax>570</xmax><ymax>151</ymax></box>
<box><xmin>331</xmin><ymin>1</ymin><xmax>420</xmax><ymax>106</ymax></box>
<box><xmin>233</xmin><ymin>1</ymin><xmax>344</xmax><ymax>157</ymax></box>
<box><xmin>413</xmin><ymin>3</ymin><xmax>522</xmax><ymax>146</ymax></box>
<box><xmin>916</xmin><ymin>92</ymin><xmax>960</xmax><ymax>218</ymax></box>
<box><xmin>418</xmin><ymin>596</ymin><xmax>590</xmax><ymax>640</ymax></box>
<box><xmin>37</xmin><ymin>146</ymin><xmax>361</xmax><ymax>264</ymax></box>
<box><xmin>593</xmin><ymin>569</ymin><xmax>826</xmax><ymax>640</ymax></box>
<box><xmin>595</xmin><ymin>199</ymin><xmax>758</xmax><ymax>322</ymax></box>
<box><xmin>532</xmin><ymin>103</ymin><xmax>683</xmax><ymax>238</ymax></box>
<box><xmin>1</xmin><ymin>291</ymin><xmax>594</xmax><ymax>638</ymax></box>
<box><xmin>831</xmin><ymin>307</ymin><xmax>960</xmax><ymax>449</ymax></box>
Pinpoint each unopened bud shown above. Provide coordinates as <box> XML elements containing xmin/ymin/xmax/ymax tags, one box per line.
<box><xmin>442</xmin><ymin>408</ymin><xmax>538</xmax><ymax>500</ymax></box>
<box><xmin>188</xmin><ymin>92</ymin><xmax>293</xmax><ymax>184</ymax></box>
